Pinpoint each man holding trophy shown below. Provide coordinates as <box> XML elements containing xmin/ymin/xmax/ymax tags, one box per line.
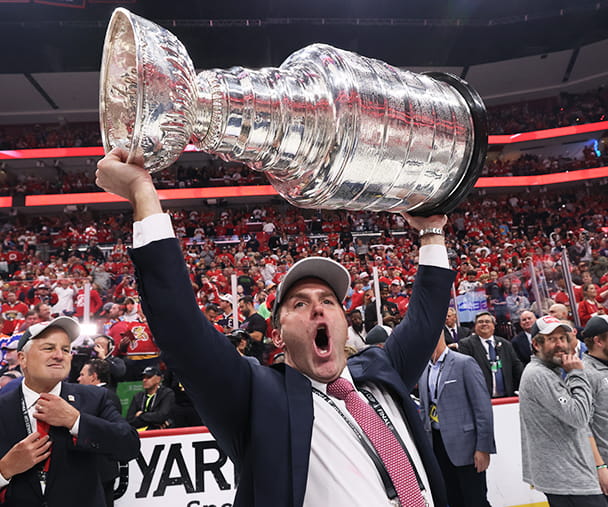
<box><xmin>97</xmin><ymin>8</ymin><xmax>487</xmax><ymax>506</ymax></box>
<box><xmin>96</xmin><ymin>147</ymin><xmax>454</xmax><ymax>506</ymax></box>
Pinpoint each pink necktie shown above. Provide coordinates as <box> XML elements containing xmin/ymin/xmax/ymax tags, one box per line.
<box><xmin>327</xmin><ymin>377</ymin><xmax>426</xmax><ymax>507</ymax></box>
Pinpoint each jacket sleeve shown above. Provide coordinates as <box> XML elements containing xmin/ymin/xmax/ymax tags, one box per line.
<box><xmin>383</xmin><ymin>265</ymin><xmax>455</xmax><ymax>391</ymax></box>
<box><xmin>125</xmin><ymin>392</ymin><xmax>141</xmax><ymax>424</ymax></box>
<box><xmin>457</xmin><ymin>338</ymin><xmax>473</xmax><ymax>357</ymax></box>
<box><xmin>76</xmin><ymin>388</ymin><xmax>140</xmax><ymax>462</ymax></box>
<box><xmin>507</xmin><ymin>343</ymin><xmax>524</xmax><ymax>391</ymax></box>
<box><xmin>130</xmin><ymin>239</ymin><xmax>253</xmax><ymax>459</ymax></box>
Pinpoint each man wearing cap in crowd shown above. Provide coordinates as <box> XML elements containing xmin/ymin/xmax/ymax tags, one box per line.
<box><xmin>126</xmin><ymin>366</ymin><xmax>175</xmax><ymax>431</ymax></box>
<box><xmin>0</xmin><ymin>316</ymin><xmax>139</xmax><ymax>506</ymax></box>
<box><xmin>217</xmin><ymin>294</ymin><xmax>235</xmax><ymax>331</ymax></box>
<box><xmin>581</xmin><ymin>315</ymin><xmax>608</xmax><ymax>497</ymax></box>
<box><xmin>519</xmin><ymin>315</ymin><xmax>607</xmax><ymax>507</ymax></box>
<box><xmin>0</xmin><ymin>336</ymin><xmax>20</xmax><ymax>378</ymax></box>
<box><xmin>99</xmin><ymin>301</ymin><xmax>123</xmax><ymax>335</ymax></box>
<box><xmin>97</xmin><ymin>148</ymin><xmax>455</xmax><ymax>506</ymax></box>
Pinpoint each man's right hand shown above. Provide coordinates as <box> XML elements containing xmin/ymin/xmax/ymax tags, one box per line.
<box><xmin>96</xmin><ymin>148</ymin><xmax>163</xmax><ymax>221</ymax></box>
<box><xmin>561</xmin><ymin>353</ymin><xmax>584</xmax><ymax>372</ymax></box>
<box><xmin>0</xmin><ymin>432</ymin><xmax>52</xmax><ymax>479</ymax></box>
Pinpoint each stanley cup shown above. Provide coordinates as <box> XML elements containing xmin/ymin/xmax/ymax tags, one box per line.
<box><xmin>100</xmin><ymin>8</ymin><xmax>487</xmax><ymax>215</ymax></box>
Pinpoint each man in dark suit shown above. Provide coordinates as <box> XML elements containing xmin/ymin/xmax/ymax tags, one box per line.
<box><xmin>0</xmin><ymin>316</ymin><xmax>139</xmax><ymax>507</ymax></box>
<box><xmin>511</xmin><ymin>310</ymin><xmax>536</xmax><ymax>365</ymax></box>
<box><xmin>77</xmin><ymin>358</ymin><xmax>122</xmax><ymax>413</ymax></box>
<box><xmin>96</xmin><ymin>148</ymin><xmax>456</xmax><ymax>507</ymax></box>
<box><xmin>458</xmin><ymin>310</ymin><xmax>524</xmax><ymax>398</ymax></box>
<box><xmin>77</xmin><ymin>358</ymin><xmax>124</xmax><ymax>507</ymax></box>
<box><xmin>419</xmin><ymin>331</ymin><xmax>495</xmax><ymax>507</ymax></box>
<box><xmin>443</xmin><ymin>307</ymin><xmax>471</xmax><ymax>345</ymax></box>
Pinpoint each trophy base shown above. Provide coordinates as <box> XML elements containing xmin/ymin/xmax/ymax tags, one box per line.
<box><xmin>410</xmin><ymin>72</ymin><xmax>488</xmax><ymax>217</ymax></box>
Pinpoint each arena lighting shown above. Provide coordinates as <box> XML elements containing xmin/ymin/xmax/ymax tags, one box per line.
<box><xmin>2</xmin><ymin>120</ymin><xmax>608</xmax><ymax>162</ymax></box>
<box><xmin>488</xmin><ymin>120</ymin><xmax>608</xmax><ymax>145</ymax></box>
<box><xmin>20</xmin><ymin>165</ymin><xmax>608</xmax><ymax>208</ymax></box>
<box><xmin>79</xmin><ymin>323</ymin><xmax>98</xmax><ymax>336</ymax></box>
<box><xmin>475</xmin><ymin>166</ymin><xmax>608</xmax><ymax>188</ymax></box>
<box><xmin>24</xmin><ymin>185</ymin><xmax>277</xmax><ymax>207</ymax></box>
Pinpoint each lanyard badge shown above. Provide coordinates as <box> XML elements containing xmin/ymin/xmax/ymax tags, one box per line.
<box><xmin>429</xmin><ymin>403</ymin><xmax>439</xmax><ymax>424</ymax></box>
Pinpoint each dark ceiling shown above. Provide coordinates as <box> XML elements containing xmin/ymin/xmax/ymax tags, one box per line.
<box><xmin>2</xmin><ymin>0</ymin><xmax>608</xmax><ymax>74</ymax></box>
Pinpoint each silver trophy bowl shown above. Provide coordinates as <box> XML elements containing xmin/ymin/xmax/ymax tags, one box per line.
<box><xmin>100</xmin><ymin>8</ymin><xmax>487</xmax><ymax>215</ymax></box>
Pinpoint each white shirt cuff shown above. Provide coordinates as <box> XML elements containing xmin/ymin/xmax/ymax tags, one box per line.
<box><xmin>419</xmin><ymin>244</ymin><xmax>450</xmax><ymax>269</ymax></box>
<box><xmin>133</xmin><ymin>213</ymin><xmax>175</xmax><ymax>248</ymax></box>
<box><xmin>69</xmin><ymin>415</ymin><xmax>80</xmax><ymax>437</ymax></box>
<box><xmin>0</xmin><ymin>472</ymin><xmax>9</xmax><ymax>489</ymax></box>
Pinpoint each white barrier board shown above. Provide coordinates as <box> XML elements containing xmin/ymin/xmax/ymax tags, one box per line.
<box><xmin>116</xmin><ymin>402</ymin><xmax>550</xmax><ymax>507</ymax></box>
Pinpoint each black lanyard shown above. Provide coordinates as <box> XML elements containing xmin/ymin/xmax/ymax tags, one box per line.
<box><xmin>427</xmin><ymin>359</ymin><xmax>447</xmax><ymax>401</ymax></box>
<box><xmin>313</xmin><ymin>386</ymin><xmax>426</xmax><ymax>500</ymax></box>
<box><xmin>359</xmin><ymin>388</ymin><xmax>426</xmax><ymax>492</ymax></box>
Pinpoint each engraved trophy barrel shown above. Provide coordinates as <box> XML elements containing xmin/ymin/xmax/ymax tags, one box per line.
<box><xmin>100</xmin><ymin>8</ymin><xmax>487</xmax><ymax>215</ymax></box>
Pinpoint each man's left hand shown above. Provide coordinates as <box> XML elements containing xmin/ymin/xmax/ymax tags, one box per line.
<box><xmin>34</xmin><ymin>393</ymin><xmax>80</xmax><ymax>429</ymax></box>
<box><xmin>474</xmin><ymin>450</ymin><xmax>490</xmax><ymax>473</ymax></box>
<box><xmin>401</xmin><ymin>213</ymin><xmax>447</xmax><ymax>232</ymax></box>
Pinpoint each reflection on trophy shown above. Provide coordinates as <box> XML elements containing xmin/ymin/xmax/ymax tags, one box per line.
<box><xmin>100</xmin><ymin>8</ymin><xmax>487</xmax><ymax>214</ymax></box>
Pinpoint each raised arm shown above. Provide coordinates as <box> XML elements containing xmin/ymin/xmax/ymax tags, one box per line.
<box><xmin>384</xmin><ymin>213</ymin><xmax>455</xmax><ymax>390</ymax></box>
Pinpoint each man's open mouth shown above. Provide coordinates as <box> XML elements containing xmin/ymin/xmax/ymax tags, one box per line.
<box><xmin>315</xmin><ymin>326</ymin><xmax>330</xmax><ymax>355</ymax></box>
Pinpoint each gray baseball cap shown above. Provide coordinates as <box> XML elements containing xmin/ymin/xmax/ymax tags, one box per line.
<box><xmin>17</xmin><ymin>316</ymin><xmax>80</xmax><ymax>351</ymax></box>
<box><xmin>274</xmin><ymin>257</ymin><xmax>351</xmax><ymax>310</ymax></box>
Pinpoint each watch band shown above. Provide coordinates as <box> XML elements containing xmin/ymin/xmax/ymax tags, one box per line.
<box><xmin>418</xmin><ymin>227</ymin><xmax>444</xmax><ymax>238</ymax></box>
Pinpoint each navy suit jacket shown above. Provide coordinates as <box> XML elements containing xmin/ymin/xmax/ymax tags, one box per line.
<box><xmin>131</xmin><ymin>238</ymin><xmax>455</xmax><ymax>507</ymax></box>
<box><xmin>418</xmin><ymin>349</ymin><xmax>496</xmax><ymax>466</ymax></box>
<box><xmin>511</xmin><ymin>331</ymin><xmax>532</xmax><ymax>365</ymax></box>
<box><xmin>0</xmin><ymin>382</ymin><xmax>140</xmax><ymax>507</ymax></box>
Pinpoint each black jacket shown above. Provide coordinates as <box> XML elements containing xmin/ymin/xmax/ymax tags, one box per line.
<box><xmin>0</xmin><ymin>382</ymin><xmax>139</xmax><ymax>507</ymax></box>
<box><xmin>457</xmin><ymin>334</ymin><xmax>524</xmax><ymax>397</ymax></box>
<box><xmin>126</xmin><ymin>385</ymin><xmax>175</xmax><ymax>430</ymax></box>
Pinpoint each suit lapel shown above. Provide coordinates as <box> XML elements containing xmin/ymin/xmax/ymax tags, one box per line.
<box><xmin>473</xmin><ymin>335</ymin><xmax>490</xmax><ymax>368</ymax></box>
<box><xmin>4</xmin><ymin>386</ymin><xmax>45</xmax><ymax>500</ymax></box>
<box><xmin>437</xmin><ymin>351</ymin><xmax>455</xmax><ymax>399</ymax></box>
<box><xmin>284</xmin><ymin>365</ymin><xmax>313</xmax><ymax>507</ymax></box>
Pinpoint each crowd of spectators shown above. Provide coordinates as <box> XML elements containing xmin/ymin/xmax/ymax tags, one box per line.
<box><xmin>487</xmin><ymin>86</ymin><xmax>608</xmax><ymax>134</ymax></box>
<box><xmin>1</xmin><ymin>143</ymin><xmax>606</xmax><ymax>198</ymax></box>
<box><xmin>0</xmin><ymin>184</ymin><xmax>604</xmax><ymax>372</ymax></box>
<box><xmin>483</xmin><ymin>144</ymin><xmax>608</xmax><ymax>177</ymax></box>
